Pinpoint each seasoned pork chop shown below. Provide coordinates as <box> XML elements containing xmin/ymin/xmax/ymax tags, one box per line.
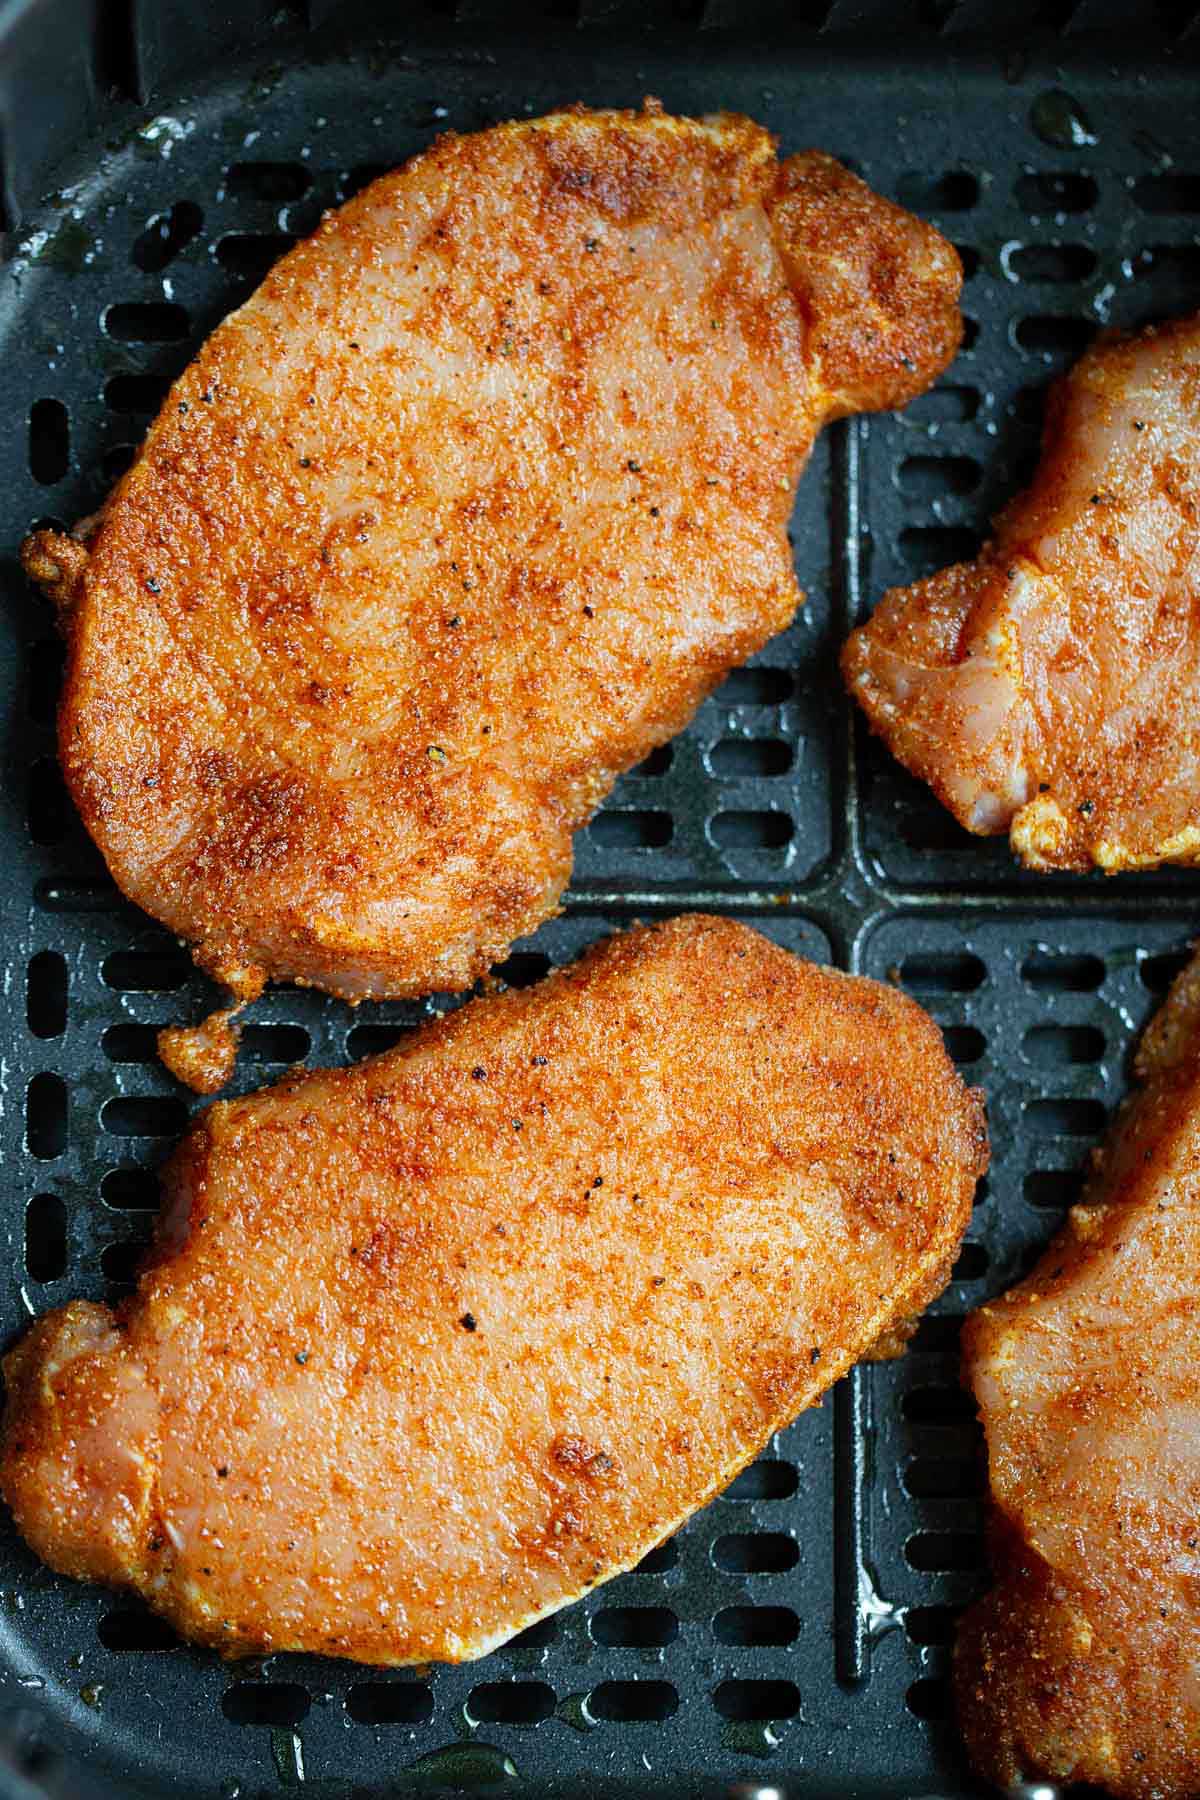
<box><xmin>844</xmin><ymin>313</ymin><xmax>1200</xmax><ymax>872</ymax></box>
<box><xmin>0</xmin><ymin>916</ymin><xmax>984</xmax><ymax>1665</ymax></box>
<box><xmin>956</xmin><ymin>946</ymin><xmax>1200</xmax><ymax>1799</ymax></box>
<box><xmin>22</xmin><ymin>106</ymin><xmax>961</xmax><ymax>1086</ymax></box>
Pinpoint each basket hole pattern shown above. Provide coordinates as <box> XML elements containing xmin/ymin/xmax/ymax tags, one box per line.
<box><xmin>25</xmin><ymin>1191</ymin><xmax>66</xmax><ymax>1281</ymax></box>
<box><xmin>1015</xmin><ymin>170</ymin><xmax>1098</xmax><ymax>213</ymax></box>
<box><xmin>98</xmin><ymin>1608</ymin><xmax>182</xmax><ymax>1652</ymax></box>
<box><xmin>345</xmin><ymin>1683</ymin><xmax>434</xmax><ymax>1726</ymax></box>
<box><xmin>132</xmin><ymin>200</ymin><xmax>203</xmax><ymax>273</ymax></box>
<box><xmin>712</xmin><ymin>1606</ymin><xmax>799</xmax><ymax>1647</ymax></box>
<box><xmin>590</xmin><ymin>1607</ymin><xmax>679</xmax><ymax>1648</ymax></box>
<box><xmin>222</xmin><ymin>1683</ymin><xmax>311</xmax><ymax>1727</ymax></box>
<box><xmin>468</xmin><ymin>1682</ymin><xmax>556</xmax><ymax>1725</ymax></box>
<box><xmin>28</xmin><ymin>399</ymin><xmax>69</xmax><ymax>485</ymax></box>
<box><xmin>26</xmin><ymin>950</ymin><xmax>67</xmax><ymax>1038</ymax></box>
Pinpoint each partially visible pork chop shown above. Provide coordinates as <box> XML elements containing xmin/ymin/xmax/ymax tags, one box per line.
<box><xmin>0</xmin><ymin>916</ymin><xmax>985</xmax><ymax>1665</ymax></box>
<box><xmin>23</xmin><ymin>105</ymin><xmax>961</xmax><ymax>1085</ymax></box>
<box><xmin>957</xmin><ymin>946</ymin><xmax>1200</xmax><ymax>1799</ymax></box>
<box><xmin>843</xmin><ymin>313</ymin><xmax>1200</xmax><ymax>872</ymax></box>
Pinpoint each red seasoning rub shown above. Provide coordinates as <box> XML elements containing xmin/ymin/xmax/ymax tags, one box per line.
<box><xmin>23</xmin><ymin>105</ymin><xmax>961</xmax><ymax>1085</ymax></box>
<box><xmin>1</xmin><ymin>916</ymin><xmax>984</xmax><ymax>1665</ymax></box>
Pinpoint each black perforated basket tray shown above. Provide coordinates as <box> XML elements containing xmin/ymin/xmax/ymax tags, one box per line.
<box><xmin>0</xmin><ymin>6</ymin><xmax>1197</xmax><ymax>1796</ymax></box>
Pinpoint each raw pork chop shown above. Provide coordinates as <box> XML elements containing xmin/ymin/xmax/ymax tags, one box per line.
<box><xmin>843</xmin><ymin>314</ymin><xmax>1200</xmax><ymax>872</ymax></box>
<box><xmin>0</xmin><ymin>916</ymin><xmax>984</xmax><ymax>1665</ymax></box>
<box><xmin>957</xmin><ymin>945</ymin><xmax>1200</xmax><ymax>1798</ymax></box>
<box><xmin>22</xmin><ymin>105</ymin><xmax>962</xmax><ymax>1086</ymax></box>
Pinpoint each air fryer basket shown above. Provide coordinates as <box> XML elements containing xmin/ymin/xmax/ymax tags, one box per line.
<box><xmin>1</xmin><ymin>5</ymin><xmax>1198</xmax><ymax>1795</ymax></box>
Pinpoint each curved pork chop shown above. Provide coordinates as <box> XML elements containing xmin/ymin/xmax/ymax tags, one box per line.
<box><xmin>22</xmin><ymin>106</ymin><xmax>961</xmax><ymax>1086</ymax></box>
<box><xmin>0</xmin><ymin>915</ymin><xmax>984</xmax><ymax>1665</ymax></box>
<box><xmin>843</xmin><ymin>313</ymin><xmax>1200</xmax><ymax>872</ymax></box>
<box><xmin>956</xmin><ymin>947</ymin><xmax>1200</xmax><ymax>1799</ymax></box>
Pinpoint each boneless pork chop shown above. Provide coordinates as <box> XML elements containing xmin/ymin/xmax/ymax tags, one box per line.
<box><xmin>22</xmin><ymin>105</ymin><xmax>962</xmax><ymax>1086</ymax></box>
<box><xmin>0</xmin><ymin>916</ymin><xmax>985</xmax><ymax>1665</ymax></box>
<box><xmin>844</xmin><ymin>313</ymin><xmax>1200</xmax><ymax>872</ymax></box>
<box><xmin>957</xmin><ymin>946</ymin><xmax>1200</xmax><ymax>1799</ymax></box>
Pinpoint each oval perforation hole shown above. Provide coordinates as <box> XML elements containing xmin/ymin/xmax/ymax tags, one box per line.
<box><xmin>902</xmin><ymin>1385</ymin><xmax>977</xmax><ymax>1426</ymax></box>
<box><xmin>630</xmin><ymin>745</ymin><xmax>673</xmax><ymax>777</ymax></box>
<box><xmin>910</xmin><ymin>1314</ymin><xmax>963</xmax><ymax>1352</ymax></box>
<box><xmin>896</xmin><ymin>170</ymin><xmax>978</xmax><ymax>212</ymax></box>
<box><xmin>1006</xmin><ymin>243</ymin><xmax>1097</xmax><ymax>283</ymax></box>
<box><xmin>27</xmin><ymin>951</ymin><xmax>67</xmax><ymax>1039</ymax></box>
<box><xmin>241</xmin><ymin>1024</ymin><xmax>310</xmax><ymax>1064</ymax></box>
<box><xmin>590</xmin><ymin>1607</ymin><xmax>678</xmax><ymax>1648</ymax></box>
<box><xmin>98</xmin><ymin>1607</ymin><xmax>181</xmax><ymax>1651</ymax></box>
<box><xmin>346</xmin><ymin>1022</ymin><xmax>410</xmax><ymax>1060</ymax></box>
<box><xmin>105</xmin><ymin>302</ymin><xmax>190</xmax><ymax>343</ymax></box>
<box><xmin>101</xmin><ymin>1095</ymin><xmax>190</xmax><ymax>1138</ymax></box>
<box><xmin>28</xmin><ymin>757</ymin><xmax>71</xmax><ymax>846</ymax></box>
<box><xmin>905</xmin><ymin>1603</ymin><xmax>961</xmax><ymax>1646</ymax></box>
<box><xmin>709</xmin><ymin>739</ymin><xmax>792</xmax><ymax>778</ymax></box>
<box><xmin>897</xmin><ymin>454</ymin><xmax>981</xmax><ymax>499</ymax></box>
<box><xmin>466</xmin><ymin>1682</ymin><xmax>555</xmax><ymax>1726</ymax></box>
<box><xmin>28</xmin><ymin>399</ymin><xmax>69</xmax><ymax>485</ymax></box>
<box><xmin>102</xmin><ymin>1167</ymin><xmax>160</xmax><ymax>1210</ymax></box>
<box><xmin>588</xmin><ymin>1681</ymin><xmax>678</xmax><ymax>1723</ymax></box>
<box><xmin>1025</xmin><ymin>1097</ymin><xmax>1106</xmax><ymax>1137</ymax></box>
<box><xmin>27</xmin><ymin>638</ymin><xmax>64</xmax><ymax>724</ymax></box>
<box><xmin>903</xmin><ymin>1456</ymin><xmax>984</xmax><ymax>1499</ymax></box>
<box><xmin>105</xmin><ymin>372</ymin><xmax>171</xmax><ymax>414</ymax></box>
<box><xmin>709</xmin><ymin>810</ymin><xmax>793</xmax><ymax>850</ymax></box>
<box><xmin>1023</xmin><ymin>1023</ymin><xmax>1104</xmax><ymax>1065</ymax></box>
<box><xmin>904</xmin><ymin>384</ymin><xmax>980</xmax><ymax>424</ymax></box>
<box><xmin>26</xmin><ymin>1074</ymin><xmax>66</xmax><ymax>1160</ymax></box>
<box><xmin>1015</xmin><ymin>171</ymin><xmax>1098</xmax><ymax>213</ymax></box>
<box><xmin>906</xmin><ymin>1676</ymin><xmax>951</xmax><ymax>1719</ymax></box>
<box><xmin>25</xmin><ymin>1192</ymin><xmax>66</xmax><ymax>1281</ymax></box>
<box><xmin>132</xmin><ymin>201</ymin><xmax>203</xmax><ymax>273</ymax></box>
<box><xmin>99</xmin><ymin>1238</ymin><xmax>149</xmax><ymax>1281</ymax></box>
<box><xmin>345</xmin><ymin>1682</ymin><xmax>433</xmax><ymax>1726</ymax></box>
<box><xmin>493</xmin><ymin>951</ymin><xmax>552</xmax><ymax>989</ymax></box>
<box><xmin>215</xmin><ymin>233</ymin><xmax>295</xmax><ymax>281</ymax></box>
<box><xmin>1140</xmin><ymin>948</ymin><xmax>1191</xmax><ymax>992</ymax></box>
<box><xmin>508</xmin><ymin>1616</ymin><xmax>558</xmax><ymax>1650</ymax></box>
<box><xmin>898</xmin><ymin>524</ymin><xmax>979</xmax><ymax>576</ymax></box>
<box><xmin>713</xmin><ymin>1679</ymin><xmax>800</xmax><ymax>1721</ymax></box>
<box><xmin>101</xmin><ymin>1240</ymin><xmax>148</xmax><ymax>1284</ymax></box>
<box><xmin>942</xmin><ymin>1025</ymin><xmax>984</xmax><ymax>1066</ymax></box>
<box><xmin>951</xmin><ymin>1240</ymin><xmax>988</xmax><ymax>1282</ymax></box>
<box><xmin>1133</xmin><ymin>171</ymin><xmax>1200</xmax><ymax>212</ymax></box>
<box><xmin>905</xmin><ymin>1531</ymin><xmax>985</xmax><ymax>1572</ymax></box>
<box><xmin>1015</xmin><ymin>314</ymin><xmax>1095</xmax><ymax>356</ymax></box>
<box><xmin>226</xmin><ymin>161</ymin><xmax>312</xmax><ymax>202</ymax></box>
<box><xmin>711</xmin><ymin>1533</ymin><xmax>797</xmax><ymax>1574</ymax></box>
<box><xmin>899</xmin><ymin>952</ymin><xmax>985</xmax><ymax>994</ymax></box>
<box><xmin>712</xmin><ymin>1605</ymin><xmax>798</xmax><ymax>1647</ymax></box>
<box><xmin>718</xmin><ymin>667</ymin><xmax>792</xmax><ymax>705</ymax></box>
<box><xmin>724</xmin><ymin>1460</ymin><xmax>797</xmax><ymax>1502</ymax></box>
<box><xmin>1024</xmin><ymin>1167</ymin><xmax>1086</xmax><ymax>1209</ymax></box>
<box><xmin>222</xmin><ymin>1683</ymin><xmax>311</xmax><ymax>1727</ymax></box>
<box><xmin>102</xmin><ymin>947</ymin><xmax>192</xmax><ymax>991</ymax></box>
<box><xmin>1128</xmin><ymin>243</ymin><xmax>1200</xmax><ymax>284</ymax></box>
<box><xmin>634</xmin><ymin>1538</ymin><xmax>678</xmax><ymax>1575</ymax></box>
<box><xmin>1021</xmin><ymin>950</ymin><xmax>1104</xmax><ymax>991</ymax></box>
<box><xmin>102</xmin><ymin>443</ymin><xmax>138</xmax><ymax>483</ymax></box>
<box><xmin>590</xmin><ymin>810</ymin><xmax>672</xmax><ymax>849</ymax></box>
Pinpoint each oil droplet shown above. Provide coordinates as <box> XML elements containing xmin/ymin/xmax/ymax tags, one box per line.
<box><xmin>555</xmin><ymin>1692</ymin><xmax>597</xmax><ymax>1732</ymax></box>
<box><xmin>17</xmin><ymin>1676</ymin><xmax>44</xmax><ymax>1691</ymax></box>
<box><xmin>220</xmin><ymin>1784</ymin><xmax>242</xmax><ymax>1800</ymax></box>
<box><xmin>271</xmin><ymin>1729</ymin><xmax>305</xmax><ymax>1785</ymax></box>
<box><xmin>1031</xmin><ymin>91</ymin><xmax>1098</xmax><ymax>150</ymax></box>
<box><xmin>721</xmin><ymin>1718</ymin><xmax>786</xmax><ymax>1758</ymax></box>
<box><xmin>79</xmin><ymin>1683</ymin><xmax>105</xmax><ymax>1710</ymax></box>
<box><xmin>403</xmin><ymin>1744</ymin><xmax>519</xmax><ymax>1789</ymax></box>
<box><xmin>859</xmin><ymin>1559</ymin><xmax>905</xmax><ymax>1639</ymax></box>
